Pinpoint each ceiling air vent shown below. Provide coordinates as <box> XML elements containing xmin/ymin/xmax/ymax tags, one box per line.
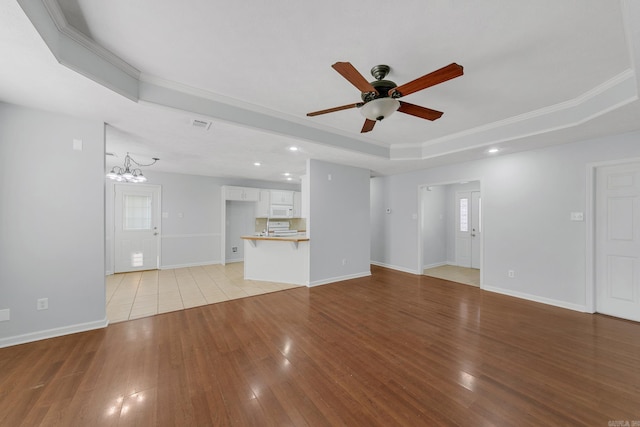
<box><xmin>191</xmin><ymin>118</ymin><xmax>212</xmax><ymax>130</ymax></box>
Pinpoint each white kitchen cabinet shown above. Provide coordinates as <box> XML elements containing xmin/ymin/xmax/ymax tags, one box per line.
<box><xmin>224</xmin><ymin>186</ymin><xmax>259</xmax><ymax>201</ymax></box>
<box><xmin>255</xmin><ymin>189</ymin><xmax>270</xmax><ymax>217</ymax></box>
<box><xmin>270</xmin><ymin>190</ymin><xmax>294</xmax><ymax>205</ymax></box>
<box><xmin>293</xmin><ymin>191</ymin><xmax>302</xmax><ymax>217</ymax></box>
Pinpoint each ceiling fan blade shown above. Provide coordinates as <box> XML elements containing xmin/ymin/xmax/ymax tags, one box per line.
<box><xmin>332</xmin><ymin>62</ymin><xmax>379</xmax><ymax>95</ymax></box>
<box><xmin>307</xmin><ymin>103</ymin><xmax>361</xmax><ymax>117</ymax></box>
<box><xmin>389</xmin><ymin>63</ymin><xmax>463</xmax><ymax>98</ymax></box>
<box><xmin>398</xmin><ymin>101</ymin><xmax>444</xmax><ymax>121</ymax></box>
<box><xmin>361</xmin><ymin>119</ymin><xmax>376</xmax><ymax>133</ymax></box>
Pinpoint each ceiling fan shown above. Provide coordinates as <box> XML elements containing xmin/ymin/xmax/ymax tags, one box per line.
<box><xmin>307</xmin><ymin>62</ymin><xmax>463</xmax><ymax>133</ymax></box>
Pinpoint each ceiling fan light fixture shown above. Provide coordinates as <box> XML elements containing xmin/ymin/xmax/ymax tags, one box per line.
<box><xmin>360</xmin><ymin>98</ymin><xmax>400</xmax><ymax>121</ymax></box>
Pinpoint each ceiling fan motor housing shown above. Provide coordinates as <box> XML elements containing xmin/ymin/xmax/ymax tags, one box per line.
<box><xmin>361</xmin><ymin>80</ymin><xmax>397</xmax><ymax>102</ymax></box>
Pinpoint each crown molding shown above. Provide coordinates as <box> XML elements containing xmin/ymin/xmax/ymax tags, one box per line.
<box><xmin>42</xmin><ymin>0</ymin><xmax>140</xmax><ymax>80</ymax></box>
<box><xmin>391</xmin><ymin>69</ymin><xmax>638</xmax><ymax>160</ymax></box>
<box><xmin>139</xmin><ymin>74</ymin><xmax>387</xmax><ymax>149</ymax></box>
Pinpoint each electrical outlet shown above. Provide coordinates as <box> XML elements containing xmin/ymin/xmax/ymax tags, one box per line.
<box><xmin>508</xmin><ymin>270</ymin><xmax>515</xmax><ymax>278</ymax></box>
<box><xmin>232</xmin><ymin>246</ymin><xmax>238</xmax><ymax>253</ymax></box>
<box><xmin>0</xmin><ymin>309</ymin><xmax>9</xmax><ymax>321</ymax></box>
<box><xmin>37</xmin><ymin>298</ymin><xmax>48</xmax><ymax>310</ymax></box>
<box><xmin>342</xmin><ymin>258</ymin><xmax>347</xmax><ymax>266</ymax></box>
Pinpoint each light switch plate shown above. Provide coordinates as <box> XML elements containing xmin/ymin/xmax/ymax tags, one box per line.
<box><xmin>570</xmin><ymin>212</ymin><xmax>584</xmax><ymax>221</ymax></box>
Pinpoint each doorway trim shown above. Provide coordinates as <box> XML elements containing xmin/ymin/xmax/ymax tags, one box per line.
<box><xmin>417</xmin><ymin>178</ymin><xmax>484</xmax><ymax>288</ymax></box>
<box><xmin>586</xmin><ymin>156</ymin><xmax>640</xmax><ymax>314</ymax></box>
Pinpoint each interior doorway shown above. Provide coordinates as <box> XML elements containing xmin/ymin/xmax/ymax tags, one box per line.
<box><xmin>419</xmin><ymin>180</ymin><xmax>482</xmax><ymax>287</ymax></box>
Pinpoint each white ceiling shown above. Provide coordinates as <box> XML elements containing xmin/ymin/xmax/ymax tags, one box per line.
<box><xmin>2</xmin><ymin>0</ymin><xmax>640</xmax><ymax>182</ymax></box>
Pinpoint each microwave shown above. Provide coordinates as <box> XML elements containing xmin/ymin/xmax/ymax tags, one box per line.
<box><xmin>270</xmin><ymin>204</ymin><xmax>293</xmax><ymax>218</ymax></box>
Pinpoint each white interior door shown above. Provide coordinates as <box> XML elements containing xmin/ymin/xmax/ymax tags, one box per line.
<box><xmin>114</xmin><ymin>184</ymin><xmax>161</xmax><ymax>273</ymax></box>
<box><xmin>596</xmin><ymin>161</ymin><xmax>640</xmax><ymax>322</ymax></box>
<box><xmin>471</xmin><ymin>191</ymin><xmax>481</xmax><ymax>269</ymax></box>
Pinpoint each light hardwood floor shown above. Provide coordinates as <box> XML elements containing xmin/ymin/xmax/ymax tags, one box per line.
<box><xmin>107</xmin><ymin>263</ymin><xmax>301</xmax><ymax>322</ymax></box>
<box><xmin>2</xmin><ymin>266</ymin><xmax>640</xmax><ymax>425</ymax></box>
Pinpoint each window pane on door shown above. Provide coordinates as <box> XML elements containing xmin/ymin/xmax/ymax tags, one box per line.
<box><xmin>460</xmin><ymin>198</ymin><xmax>469</xmax><ymax>232</ymax></box>
<box><xmin>124</xmin><ymin>195</ymin><xmax>152</xmax><ymax>230</ymax></box>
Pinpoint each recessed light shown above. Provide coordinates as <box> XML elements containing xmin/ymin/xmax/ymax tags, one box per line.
<box><xmin>283</xmin><ymin>172</ymin><xmax>291</xmax><ymax>176</ymax></box>
<box><xmin>286</xmin><ymin>177</ymin><xmax>293</xmax><ymax>181</ymax></box>
<box><xmin>487</xmin><ymin>148</ymin><xmax>500</xmax><ymax>154</ymax></box>
<box><xmin>288</xmin><ymin>146</ymin><xmax>299</xmax><ymax>152</ymax></box>
<box><xmin>253</xmin><ymin>162</ymin><xmax>261</xmax><ymax>166</ymax></box>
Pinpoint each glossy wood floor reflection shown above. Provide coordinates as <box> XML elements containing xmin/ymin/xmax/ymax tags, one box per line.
<box><xmin>2</xmin><ymin>266</ymin><xmax>640</xmax><ymax>426</ymax></box>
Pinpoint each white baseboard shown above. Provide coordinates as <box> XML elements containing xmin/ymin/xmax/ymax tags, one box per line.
<box><xmin>423</xmin><ymin>261</ymin><xmax>448</xmax><ymax>270</ymax></box>
<box><xmin>159</xmin><ymin>260</ymin><xmax>221</xmax><ymax>270</ymax></box>
<box><xmin>308</xmin><ymin>271</ymin><xmax>371</xmax><ymax>287</ymax></box>
<box><xmin>0</xmin><ymin>317</ymin><xmax>109</xmax><ymax>349</ymax></box>
<box><xmin>370</xmin><ymin>261</ymin><xmax>420</xmax><ymax>275</ymax></box>
<box><xmin>482</xmin><ymin>285</ymin><xmax>589</xmax><ymax>313</ymax></box>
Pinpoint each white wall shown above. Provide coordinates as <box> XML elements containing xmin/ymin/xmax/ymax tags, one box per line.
<box><xmin>308</xmin><ymin>159</ymin><xmax>371</xmax><ymax>285</ymax></box>
<box><xmin>152</xmin><ymin>172</ymin><xmax>222</xmax><ymax>269</ymax></box>
<box><xmin>225</xmin><ymin>200</ymin><xmax>255</xmax><ymax>262</ymax></box>
<box><xmin>0</xmin><ymin>102</ymin><xmax>106</xmax><ymax>347</ymax></box>
<box><xmin>421</xmin><ymin>185</ymin><xmax>447</xmax><ymax>268</ymax></box>
<box><xmin>371</xmin><ymin>131</ymin><xmax>640</xmax><ymax>312</ymax></box>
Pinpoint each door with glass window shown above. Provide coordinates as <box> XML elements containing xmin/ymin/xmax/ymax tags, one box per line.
<box><xmin>114</xmin><ymin>184</ymin><xmax>161</xmax><ymax>273</ymax></box>
<box><xmin>455</xmin><ymin>191</ymin><xmax>481</xmax><ymax>268</ymax></box>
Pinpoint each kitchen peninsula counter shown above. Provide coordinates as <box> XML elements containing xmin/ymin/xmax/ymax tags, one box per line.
<box><xmin>241</xmin><ymin>234</ymin><xmax>309</xmax><ymax>285</ymax></box>
<box><xmin>241</xmin><ymin>234</ymin><xmax>309</xmax><ymax>243</ymax></box>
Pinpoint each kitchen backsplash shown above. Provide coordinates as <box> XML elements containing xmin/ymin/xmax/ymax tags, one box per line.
<box><xmin>255</xmin><ymin>217</ymin><xmax>306</xmax><ymax>233</ymax></box>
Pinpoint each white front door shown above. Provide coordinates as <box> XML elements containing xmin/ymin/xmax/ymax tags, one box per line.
<box><xmin>471</xmin><ymin>191</ymin><xmax>481</xmax><ymax>269</ymax></box>
<box><xmin>595</xmin><ymin>161</ymin><xmax>640</xmax><ymax>322</ymax></box>
<box><xmin>455</xmin><ymin>192</ymin><xmax>472</xmax><ymax>267</ymax></box>
<box><xmin>114</xmin><ymin>184</ymin><xmax>161</xmax><ymax>273</ymax></box>
<box><xmin>455</xmin><ymin>191</ymin><xmax>481</xmax><ymax>269</ymax></box>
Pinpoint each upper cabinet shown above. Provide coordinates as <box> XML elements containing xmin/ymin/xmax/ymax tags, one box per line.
<box><xmin>255</xmin><ymin>189</ymin><xmax>270</xmax><ymax>217</ymax></box>
<box><xmin>224</xmin><ymin>186</ymin><xmax>304</xmax><ymax>218</ymax></box>
<box><xmin>270</xmin><ymin>190</ymin><xmax>294</xmax><ymax>205</ymax></box>
<box><xmin>224</xmin><ymin>186</ymin><xmax>259</xmax><ymax>202</ymax></box>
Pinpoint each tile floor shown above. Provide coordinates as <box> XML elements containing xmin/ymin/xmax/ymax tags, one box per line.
<box><xmin>106</xmin><ymin>262</ymin><xmax>301</xmax><ymax>323</ymax></box>
<box><xmin>423</xmin><ymin>264</ymin><xmax>480</xmax><ymax>287</ymax></box>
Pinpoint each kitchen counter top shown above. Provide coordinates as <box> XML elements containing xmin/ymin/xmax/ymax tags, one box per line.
<box><xmin>241</xmin><ymin>234</ymin><xmax>309</xmax><ymax>242</ymax></box>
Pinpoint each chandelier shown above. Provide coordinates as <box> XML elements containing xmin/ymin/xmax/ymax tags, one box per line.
<box><xmin>106</xmin><ymin>153</ymin><xmax>159</xmax><ymax>183</ymax></box>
